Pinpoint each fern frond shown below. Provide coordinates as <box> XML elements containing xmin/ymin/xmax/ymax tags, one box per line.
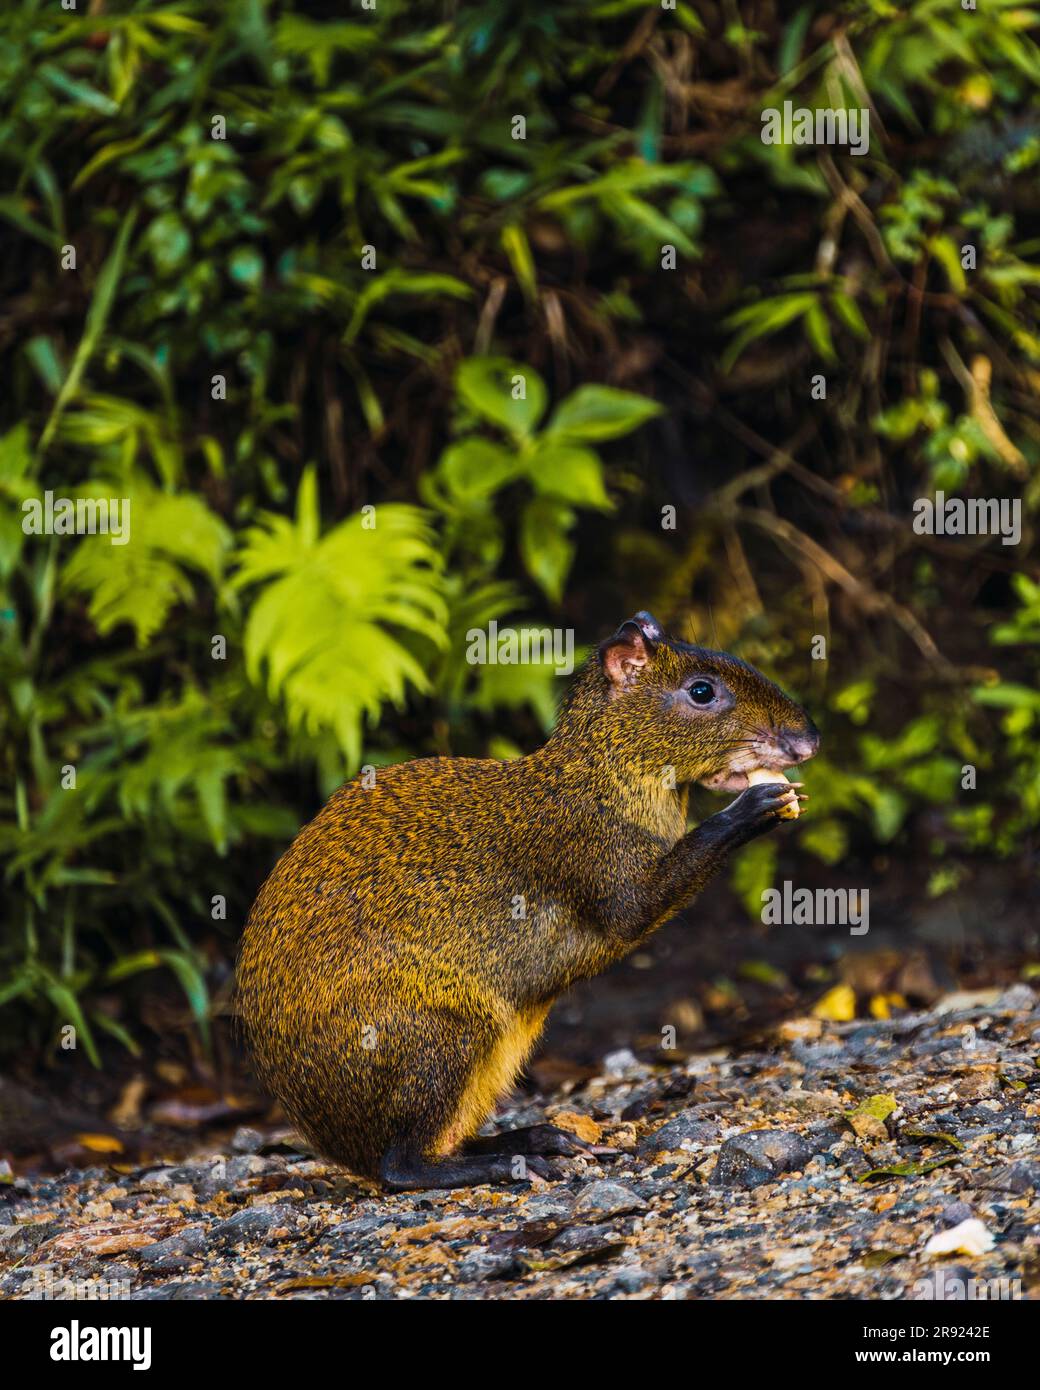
<box><xmin>234</xmin><ymin>470</ymin><xmax>447</xmax><ymax>766</ymax></box>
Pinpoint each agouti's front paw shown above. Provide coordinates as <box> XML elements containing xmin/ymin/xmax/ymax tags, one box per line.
<box><xmin>725</xmin><ymin>779</ymin><xmax>805</xmax><ymax>834</ymax></box>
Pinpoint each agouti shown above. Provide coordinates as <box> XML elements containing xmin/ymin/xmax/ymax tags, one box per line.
<box><xmin>237</xmin><ymin>612</ymin><xmax>818</xmax><ymax>1190</ymax></box>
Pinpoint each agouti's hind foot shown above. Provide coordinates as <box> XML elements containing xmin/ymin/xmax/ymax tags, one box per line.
<box><xmin>378</xmin><ymin>1145</ymin><xmax>554</xmax><ymax>1193</ymax></box>
<box><xmin>464</xmin><ymin>1122</ymin><xmax>615</xmax><ymax>1159</ymax></box>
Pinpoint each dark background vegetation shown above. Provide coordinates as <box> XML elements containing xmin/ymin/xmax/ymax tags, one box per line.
<box><xmin>1</xmin><ymin>1</ymin><xmax>1038</xmax><ymax>1106</ymax></box>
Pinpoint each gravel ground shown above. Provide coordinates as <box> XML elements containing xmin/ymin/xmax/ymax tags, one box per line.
<box><xmin>3</xmin><ymin>984</ymin><xmax>1038</xmax><ymax>1301</ymax></box>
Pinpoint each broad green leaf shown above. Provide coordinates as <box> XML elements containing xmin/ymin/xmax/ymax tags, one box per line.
<box><xmin>439</xmin><ymin>438</ymin><xmax>520</xmax><ymax>500</ymax></box>
<box><xmin>456</xmin><ymin>358</ymin><xmax>548</xmax><ymax>437</ymax></box>
<box><xmin>547</xmin><ymin>385</ymin><xmax>662</xmax><ymax>442</ymax></box>
<box><xmin>527</xmin><ymin>443</ymin><xmax>612</xmax><ymax>508</ymax></box>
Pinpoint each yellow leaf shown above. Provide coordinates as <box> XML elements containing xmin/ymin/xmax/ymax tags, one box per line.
<box><xmin>812</xmin><ymin>984</ymin><xmax>856</xmax><ymax>1021</ymax></box>
<box><xmin>846</xmin><ymin>1092</ymin><xmax>898</xmax><ymax>1139</ymax></box>
<box><xmin>74</xmin><ymin>1133</ymin><xmax>123</xmax><ymax>1154</ymax></box>
<box><xmin>869</xmin><ymin>992</ymin><xmax>908</xmax><ymax>1020</ymax></box>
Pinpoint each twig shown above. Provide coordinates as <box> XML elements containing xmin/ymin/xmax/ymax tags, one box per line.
<box><xmin>734</xmin><ymin>506</ymin><xmax>958</xmax><ymax>677</ymax></box>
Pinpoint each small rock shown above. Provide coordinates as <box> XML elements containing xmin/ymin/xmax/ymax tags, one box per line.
<box><xmin>939</xmin><ymin>1201</ymin><xmax>974</xmax><ymax>1229</ymax></box>
<box><xmin>136</xmin><ymin>1225</ymin><xmax>208</xmax><ymax>1271</ymax></box>
<box><xmin>208</xmin><ymin>1204</ymin><xmax>296</xmax><ymax>1249</ymax></box>
<box><xmin>932</xmin><ymin>989</ymin><xmax>1001</xmax><ymax>1015</ymax></box>
<box><xmin>613</xmin><ymin>1265</ymin><xmax>652</xmax><ymax>1293</ymax></box>
<box><xmin>924</xmin><ymin>1218</ymin><xmax>995</xmax><ymax>1258</ymax></box>
<box><xmin>994</xmin><ymin>983</ymin><xmax>1036</xmax><ymax>1011</ymax></box>
<box><xmin>572</xmin><ymin>1180</ymin><xmax>647</xmax><ymax>1219</ymax></box>
<box><xmin>712</xmin><ymin>1130</ymin><xmax>814</xmax><ymax>1188</ymax></box>
<box><xmin>549</xmin><ymin>1223</ymin><xmax>615</xmax><ymax>1254</ymax></box>
<box><xmin>521</xmin><ymin>1192</ymin><xmax>575</xmax><ymax>1221</ymax></box>
<box><xmin>129</xmin><ymin>1281</ymin><xmax>225</xmax><ymax>1301</ymax></box>
<box><xmin>231</xmin><ymin>1126</ymin><xmax>265</xmax><ymax>1154</ymax></box>
<box><xmin>976</xmin><ymin>1159</ymin><xmax>1040</xmax><ymax>1195</ymax></box>
<box><xmin>913</xmin><ymin>1266</ymin><xmax>974</xmax><ymax>1301</ymax></box>
<box><xmin>322</xmin><ymin>1213</ymin><xmax>397</xmax><ymax>1244</ymax></box>
<box><xmin>456</xmin><ymin>1249</ymin><xmax>519</xmax><ymax>1283</ymax></box>
<box><xmin>639</xmin><ymin>1109</ymin><xmax>719</xmax><ymax>1154</ymax></box>
<box><xmin>602</xmin><ymin>1048</ymin><xmax>647</xmax><ymax>1079</ymax></box>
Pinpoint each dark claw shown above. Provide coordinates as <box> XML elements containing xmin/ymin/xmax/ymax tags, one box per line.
<box><xmin>466</xmin><ymin>1122</ymin><xmax>612</xmax><ymax>1159</ymax></box>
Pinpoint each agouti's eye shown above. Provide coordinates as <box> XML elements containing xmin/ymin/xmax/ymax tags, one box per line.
<box><xmin>688</xmin><ymin>681</ymin><xmax>715</xmax><ymax>705</ymax></box>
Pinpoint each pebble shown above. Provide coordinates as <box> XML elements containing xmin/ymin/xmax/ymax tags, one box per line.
<box><xmin>456</xmin><ymin>1249</ymin><xmax>519</xmax><ymax>1283</ymax></box>
<box><xmin>572</xmin><ymin>1180</ymin><xmax>647</xmax><ymax>1218</ymax></box>
<box><xmin>208</xmin><ymin>1204</ymin><xmax>297</xmax><ymax>1249</ymax></box>
<box><xmin>923</xmin><ymin>1218</ymin><xmax>995</xmax><ymax>1257</ymax></box>
<box><xmin>639</xmin><ymin>1109</ymin><xmax>719</xmax><ymax>1154</ymax></box>
<box><xmin>711</xmin><ymin>1130</ymin><xmax>814</xmax><ymax>1188</ymax></box>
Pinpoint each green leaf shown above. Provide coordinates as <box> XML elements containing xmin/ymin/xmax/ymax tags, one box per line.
<box><xmin>62</xmin><ymin>480</ymin><xmax>230</xmax><ymax>646</ymax></box>
<box><xmin>42</xmin><ymin>977</ymin><xmax>101</xmax><ymax>1067</ymax></box>
<box><xmin>146</xmin><ymin>212</ymin><xmax>191</xmax><ymax>276</ymax></box>
<box><xmin>439</xmin><ymin>438</ymin><xmax>521</xmax><ymax>500</ymax></box>
<box><xmin>901</xmin><ymin>1129</ymin><xmax>964</xmax><ymax>1151</ymax></box>
<box><xmin>800</xmin><ymin>817</ymin><xmax>849</xmax><ymax>865</ymax></box>
<box><xmin>730</xmin><ymin>836</ymin><xmax>777</xmax><ymax>918</ymax></box>
<box><xmin>804</xmin><ymin>302</ymin><xmax>837</xmax><ymax>363</ymax></box>
<box><xmin>456</xmin><ymin>358</ymin><xmax>548</xmax><ymax>437</ymax></box>
<box><xmin>40</xmin><ymin>208</ymin><xmax>138</xmax><ymax>451</ymax></box>
<box><xmin>721</xmin><ymin>292</ymin><xmax>817</xmax><ymax>372</ymax></box>
<box><xmin>229</xmin><ymin>245</ymin><xmax>265</xmax><ymax>290</ymax></box>
<box><xmin>858</xmin><ymin>1156</ymin><xmax>959</xmax><ymax>1182</ymax></box>
<box><xmin>527</xmin><ymin>443</ymin><xmax>612</xmax><ymax>508</ymax></box>
<box><xmin>547</xmin><ymin>385</ymin><xmax>662</xmax><ymax>442</ymax></box>
<box><xmin>519</xmin><ymin>497</ymin><xmax>574</xmax><ymax>603</ymax></box>
<box><xmin>847</xmin><ymin>1093</ymin><xmax>898</xmax><ymax>1123</ymax></box>
<box><xmin>156</xmin><ymin>949</ymin><xmax>211</xmax><ymax>1048</ymax></box>
<box><xmin>345</xmin><ymin>270</ymin><xmax>472</xmax><ymax>344</ymax></box>
<box><xmin>500</xmin><ymin>223</ymin><xmax>538</xmax><ymax>301</ymax></box>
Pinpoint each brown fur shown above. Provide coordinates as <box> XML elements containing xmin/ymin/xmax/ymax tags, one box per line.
<box><xmin>236</xmin><ymin>613</ymin><xmax>817</xmax><ymax>1180</ymax></box>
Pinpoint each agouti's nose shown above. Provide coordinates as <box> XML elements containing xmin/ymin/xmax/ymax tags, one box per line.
<box><xmin>780</xmin><ymin>723</ymin><xmax>819</xmax><ymax>764</ymax></box>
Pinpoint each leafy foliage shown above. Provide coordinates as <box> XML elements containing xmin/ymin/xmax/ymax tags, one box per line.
<box><xmin>0</xmin><ymin>1</ymin><xmax>1038</xmax><ymax>1058</ymax></box>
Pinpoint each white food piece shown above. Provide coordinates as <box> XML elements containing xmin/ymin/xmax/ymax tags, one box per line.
<box><xmin>745</xmin><ymin>767</ymin><xmax>800</xmax><ymax>820</ymax></box>
<box><xmin>923</xmin><ymin>1219</ymin><xmax>995</xmax><ymax>1259</ymax></box>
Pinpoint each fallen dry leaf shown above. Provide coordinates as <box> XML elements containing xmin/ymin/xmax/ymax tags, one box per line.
<box><xmin>109</xmin><ymin>1077</ymin><xmax>149</xmax><ymax>1130</ymax></box>
<box><xmin>845</xmin><ymin>1093</ymin><xmax>898</xmax><ymax>1142</ymax></box>
<box><xmin>74</xmin><ymin>1133</ymin><xmax>123</xmax><ymax>1154</ymax></box>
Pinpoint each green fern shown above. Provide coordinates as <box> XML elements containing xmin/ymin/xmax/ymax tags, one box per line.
<box><xmin>62</xmin><ymin>478</ymin><xmax>229</xmax><ymax>645</ymax></box>
<box><xmin>234</xmin><ymin>469</ymin><xmax>447</xmax><ymax>767</ymax></box>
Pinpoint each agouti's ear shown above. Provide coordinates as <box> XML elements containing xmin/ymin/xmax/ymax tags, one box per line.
<box><xmin>630</xmin><ymin>611</ymin><xmax>663</xmax><ymax>644</ymax></box>
<box><xmin>599</xmin><ymin>620</ymin><xmax>653</xmax><ymax>691</ymax></box>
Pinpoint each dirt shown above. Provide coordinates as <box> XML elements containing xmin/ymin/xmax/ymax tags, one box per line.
<box><xmin>3</xmin><ymin>982</ymin><xmax>1038</xmax><ymax>1301</ymax></box>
